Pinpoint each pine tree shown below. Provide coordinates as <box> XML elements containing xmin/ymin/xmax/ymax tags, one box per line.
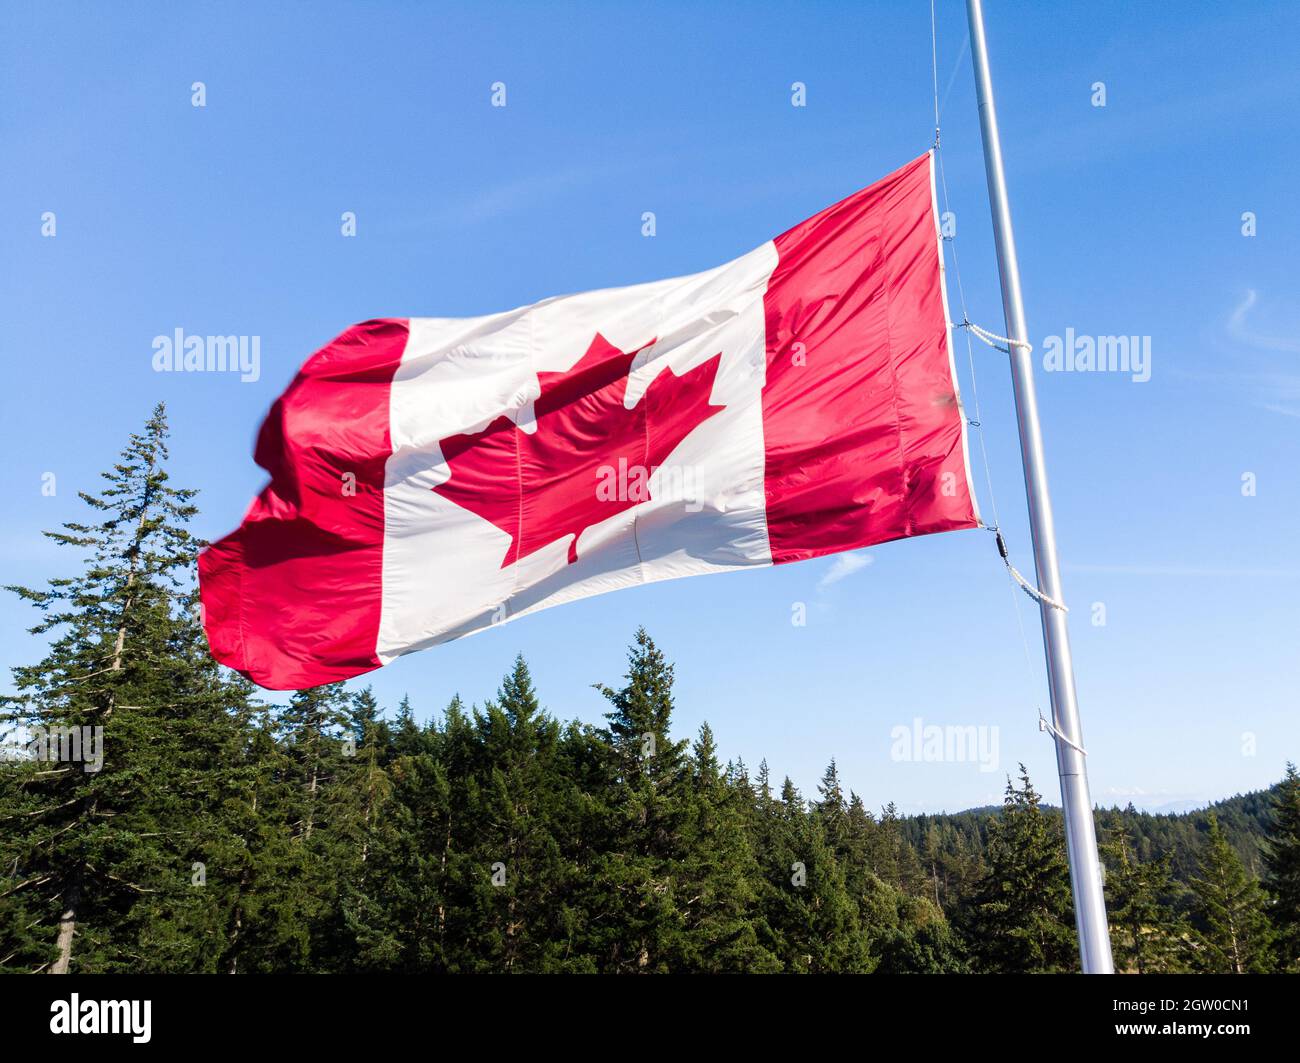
<box><xmin>459</xmin><ymin>656</ymin><xmax>577</xmax><ymax>972</ymax></box>
<box><xmin>815</xmin><ymin>759</ymin><xmax>847</xmax><ymax>854</ymax></box>
<box><xmin>869</xmin><ymin>800</ymin><xmax>925</xmax><ymax>895</ymax></box>
<box><xmin>9</xmin><ymin>408</ymin><xmax>1288</xmax><ymax>978</ymax></box>
<box><xmin>325</xmin><ymin>688</ymin><xmax>396</xmax><ymax>971</ymax></box>
<box><xmin>391</xmin><ymin>694</ymin><xmax>427</xmax><ymax>757</ymax></box>
<box><xmin>1102</xmin><ymin>824</ymin><xmax>1186</xmax><ymax>973</ymax></box>
<box><xmin>671</xmin><ymin>723</ymin><xmax>779</xmax><ymax>972</ymax></box>
<box><xmin>964</xmin><ymin>766</ymin><xmax>1078</xmax><ymax>973</ymax></box>
<box><xmin>1189</xmin><ymin>814</ymin><xmax>1272</xmax><ymax>973</ymax></box>
<box><xmin>345</xmin><ymin>688</ymin><xmax>395</xmax><ymax>876</ymax></box>
<box><xmin>755</xmin><ymin>777</ymin><xmax>869</xmax><ymax>972</ymax></box>
<box><xmin>589</xmin><ymin>628</ymin><xmax>690</xmax><ymax>972</ymax></box>
<box><xmin>840</xmin><ymin>792</ymin><xmax>878</xmax><ymax>901</ymax></box>
<box><xmin>919</xmin><ymin>823</ymin><xmax>945</xmax><ymax>911</ymax></box>
<box><xmin>1262</xmin><ymin>763</ymin><xmax>1300</xmax><ymax>971</ymax></box>
<box><xmin>280</xmin><ymin>684</ymin><xmax>352</xmax><ymax>842</ymax></box>
<box><xmin>274</xmin><ymin>682</ymin><xmax>354</xmax><ymax>968</ymax></box>
<box><xmin>0</xmin><ymin>404</ymin><xmax>256</xmax><ymax>973</ymax></box>
<box><xmin>216</xmin><ymin>709</ymin><xmax>311</xmax><ymax>974</ymax></box>
<box><xmin>754</xmin><ymin>758</ymin><xmax>773</xmax><ymax>808</ymax></box>
<box><xmin>346</xmin><ymin>697</ymin><xmax>460</xmax><ymax>972</ymax></box>
<box><xmin>432</xmin><ymin>694</ymin><xmax>481</xmax><ymax>970</ymax></box>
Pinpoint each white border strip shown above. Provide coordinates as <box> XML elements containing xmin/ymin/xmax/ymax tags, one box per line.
<box><xmin>927</xmin><ymin>148</ymin><xmax>983</xmax><ymax>527</ymax></box>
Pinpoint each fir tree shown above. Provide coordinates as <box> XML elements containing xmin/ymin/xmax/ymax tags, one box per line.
<box><xmin>1189</xmin><ymin>814</ymin><xmax>1272</xmax><ymax>973</ymax></box>
<box><xmin>590</xmin><ymin>628</ymin><xmax>690</xmax><ymax>972</ymax></box>
<box><xmin>1262</xmin><ymin>763</ymin><xmax>1300</xmax><ymax>971</ymax></box>
<box><xmin>275</xmin><ymin>683</ymin><xmax>354</xmax><ymax>968</ymax></box>
<box><xmin>460</xmin><ymin>656</ymin><xmax>577</xmax><ymax>972</ymax></box>
<box><xmin>756</xmin><ymin>777</ymin><xmax>869</xmax><ymax>972</ymax></box>
<box><xmin>1102</xmin><ymin>823</ymin><xmax>1186</xmax><ymax>973</ymax></box>
<box><xmin>815</xmin><ymin>759</ymin><xmax>848</xmax><ymax>853</ymax></box>
<box><xmin>875</xmin><ymin>800</ymin><xmax>925</xmax><ymax>895</ymax></box>
<box><xmin>391</xmin><ymin>694</ymin><xmax>426</xmax><ymax>758</ymax></box>
<box><xmin>330</xmin><ymin>688</ymin><xmax>395</xmax><ymax>971</ymax></box>
<box><xmin>280</xmin><ymin>684</ymin><xmax>351</xmax><ymax>843</ymax></box>
<box><xmin>964</xmin><ymin>766</ymin><xmax>1078</xmax><ymax>973</ymax></box>
<box><xmin>347</xmin><ymin>699</ymin><xmax>459</xmax><ymax>972</ymax></box>
<box><xmin>671</xmin><ymin>723</ymin><xmax>779</xmax><ymax>972</ymax></box>
<box><xmin>0</xmin><ymin>404</ymin><xmax>255</xmax><ymax>973</ymax></box>
<box><xmin>216</xmin><ymin>710</ymin><xmax>311</xmax><ymax>974</ymax></box>
<box><xmin>841</xmin><ymin>791</ymin><xmax>878</xmax><ymax>903</ymax></box>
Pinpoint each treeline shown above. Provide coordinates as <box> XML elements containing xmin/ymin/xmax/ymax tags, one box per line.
<box><xmin>904</xmin><ymin>788</ymin><xmax>1278</xmax><ymax>896</ymax></box>
<box><xmin>1</xmin><ymin>406</ymin><xmax>1298</xmax><ymax>974</ymax></box>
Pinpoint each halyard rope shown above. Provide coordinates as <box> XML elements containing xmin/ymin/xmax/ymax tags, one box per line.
<box><xmin>929</xmin><ymin>2</ymin><xmax>1068</xmax><ymax>742</ymax></box>
<box><xmin>957</xmin><ymin>317</ymin><xmax>1033</xmax><ymax>354</ymax></box>
<box><xmin>995</xmin><ymin>530</ymin><xmax>1068</xmax><ymax>613</ymax></box>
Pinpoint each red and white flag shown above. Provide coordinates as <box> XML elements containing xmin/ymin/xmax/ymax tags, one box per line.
<box><xmin>200</xmin><ymin>153</ymin><xmax>979</xmax><ymax>689</ymax></box>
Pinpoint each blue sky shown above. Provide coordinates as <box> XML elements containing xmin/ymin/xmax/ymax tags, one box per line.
<box><xmin>3</xmin><ymin>0</ymin><xmax>1297</xmax><ymax>814</ymax></box>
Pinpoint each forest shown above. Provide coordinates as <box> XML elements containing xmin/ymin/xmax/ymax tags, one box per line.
<box><xmin>2</xmin><ymin>405</ymin><xmax>1298</xmax><ymax>974</ymax></box>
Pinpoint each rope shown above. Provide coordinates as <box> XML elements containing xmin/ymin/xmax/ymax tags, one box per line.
<box><xmin>958</xmin><ymin>317</ymin><xmax>1033</xmax><ymax>354</ymax></box>
<box><xmin>928</xmin><ymin>5</ymin><xmax>1060</xmax><ymax>727</ymax></box>
<box><xmin>930</xmin><ymin>0</ymin><xmax>942</xmax><ymax>149</ymax></box>
<box><xmin>995</xmin><ymin>529</ymin><xmax>1068</xmax><ymax>612</ymax></box>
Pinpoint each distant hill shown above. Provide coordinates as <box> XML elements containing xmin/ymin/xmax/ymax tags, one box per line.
<box><xmin>900</xmin><ymin>784</ymin><xmax>1280</xmax><ymax>886</ymax></box>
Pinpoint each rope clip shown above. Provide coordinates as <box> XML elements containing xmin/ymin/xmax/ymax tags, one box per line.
<box><xmin>1038</xmin><ymin>708</ymin><xmax>1088</xmax><ymax>757</ymax></box>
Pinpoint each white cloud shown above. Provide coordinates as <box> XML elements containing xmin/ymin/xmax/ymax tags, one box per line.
<box><xmin>817</xmin><ymin>551</ymin><xmax>873</xmax><ymax>590</ymax></box>
<box><xmin>1227</xmin><ymin>289</ymin><xmax>1300</xmax><ymax>355</ymax></box>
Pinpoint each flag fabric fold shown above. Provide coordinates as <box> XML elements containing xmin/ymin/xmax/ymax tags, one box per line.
<box><xmin>200</xmin><ymin>152</ymin><xmax>979</xmax><ymax>689</ymax></box>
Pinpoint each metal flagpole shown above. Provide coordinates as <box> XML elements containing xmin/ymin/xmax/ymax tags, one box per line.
<box><xmin>964</xmin><ymin>0</ymin><xmax>1114</xmax><ymax>973</ymax></box>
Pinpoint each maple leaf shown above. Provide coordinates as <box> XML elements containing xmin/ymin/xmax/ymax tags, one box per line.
<box><xmin>433</xmin><ymin>333</ymin><xmax>724</xmax><ymax>568</ymax></box>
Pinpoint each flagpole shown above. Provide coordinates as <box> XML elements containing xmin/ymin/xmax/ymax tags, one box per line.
<box><xmin>964</xmin><ymin>0</ymin><xmax>1114</xmax><ymax>973</ymax></box>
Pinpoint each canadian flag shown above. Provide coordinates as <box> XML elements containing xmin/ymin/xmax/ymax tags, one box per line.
<box><xmin>200</xmin><ymin>153</ymin><xmax>979</xmax><ymax>689</ymax></box>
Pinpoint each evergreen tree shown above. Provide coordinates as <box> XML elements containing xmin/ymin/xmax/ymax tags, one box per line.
<box><xmin>1189</xmin><ymin>814</ymin><xmax>1272</xmax><ymax>973</ymax></box>
<box><xmin>0</xmin><ymin>405</ymin><xmax>256</xmax><ymax>973</ymax></box>
<box><xmin>216</xmin><ymin>710</ymin><xmax>312</xmax><ymax>974</ymax></box>
<box><xmin>346</xmin><ymin>698</ymin><xmax>459</xmax><ymax>972</ymax></box>
<box><xmin>918</xmin><ymin>823</ymin><xmax>946</xmax><ymax>911</ymax></box>
<box><xmin>331</xmin><ymin>688</ymin><xmax>395</xmax><ymax>971</ymax></box>
<box><xmin>274</xmin><ymin>682</ymin><xmax>354</xmax><ymax>968</ymax></box>
<box><xmin>755</xmin><ymin>758</ymin><xmax>773</xmax><ymax>810</ymax></box>
<box><xmin>458</xmin><ymin>656</ymin><xmax>579</xmax><ymax>972</ymax></box>
<box><xmin>875</xmin><ymin>801</ymin><xmax>925</xmax><ymax>895</ymax></box>
<box><xmin>755</xmin><ymin>777</ymin><xmax>869</xmax><ymax>972</ymax></box>
<box><xmin>1262</xmin><ymin>763</ymin><xmax>1300</xmax><ymax>971</ymax></box>
<box><xmin>841</xmin><ymin>792</ymin><xmax>878</xmax><ymax>902</ymax></box>
<box><xmin>391</xmin><ymin>694</ymin><xmax>426</xmax><ymax>758</ymax></box>
<box><xmin>815</xmin><ymin>759</ymin><xmax>848</xmax><ymax>854</ymax></box>
<box><xmin>964</xmin><ymin>767</ymin><xmax>1077</xmax><ymax>973</ymax></box>
<box><xmin>863</xmin><ymin>877</ymin><xmax>968</xmax><ymax>973</ymax></box>
<box><xmin>280</xmin><ymin>684</ymin><xmax>351</xmax><ymax>843</ymax></box>
<box><xmin>1102</xmin><ymin>823</ymin><xmax>1186</xmax><ymax>973</ymax></box>
<box><xmin>589</xmin><ymin>629</ymin><xmax>690</xmax><ymax>972</ymax></box>
<box><xmin>671</xmin><ymin>723</ymin><xmax>779</xmax><ymax>972</ymax></box>
<box><xmin>1</xmin><ymin>406</ymin><xmax>1273</xmax><ymax>981</ymax></box>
